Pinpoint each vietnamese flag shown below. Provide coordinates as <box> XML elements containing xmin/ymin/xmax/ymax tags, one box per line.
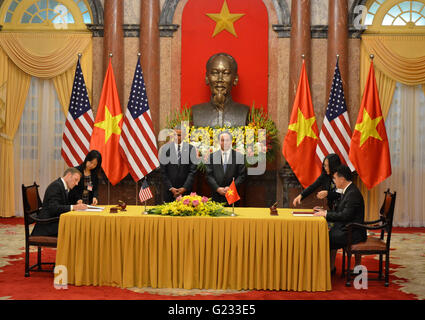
<box><xmin>225</xmin><ymin>179</ymin><xmax>240</xmax><ymax>205</ymax></box>
<box><xmin>282</xmin><ymin>61</ymin><xmax>321</xmax><ymax>188</ymax></box>
<box><xmin>90</xmin><ymin>59</ymin><xmax>129</xmax><ymax>185</ymax></box>
<box><xmin>349</xmin><ymin>61</ymin><xmax>391</xmax><ymax>189</ymax></box>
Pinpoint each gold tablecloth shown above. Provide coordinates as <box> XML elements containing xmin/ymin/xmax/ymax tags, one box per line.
<box><xmin>55</xmin><ymin>206</ymin><xmax>331</xmax><ymax>291</ymax></box>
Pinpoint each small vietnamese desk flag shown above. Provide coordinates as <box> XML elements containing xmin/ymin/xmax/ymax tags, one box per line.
<box><xmin>282</xmin><ymin>61</ymin><xmax>321</xmax><ymax>188</ymax></box>
<box><xmin>90</xmin><ymin>59</ymin><xmax>129</xmax><ymax>185</ymax></box>
<box><xmin>225</xmin><ymin>180</ymin><xmax>240</xmax><ymax>205</ymax></box>
<box><xmin>349</xmin><ymin>61</ymin><xmax>391</xmax><ymax>189</ymax></box>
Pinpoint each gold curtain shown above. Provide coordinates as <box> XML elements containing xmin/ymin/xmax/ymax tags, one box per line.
<box><xmin>0</xmin><ymin>46</ymin><xmax>6</xmax><ymax>130</ymax></box>
<box><xmin>360</xmin><ymin>35</ymin><xmax>425</xmax><ymax>221</ymax></box>
<box><xmin>0</xmin><ymin>32</ymin><xmax>92</xmax><ymax>217</ymax></box>
<box><xmin>0</xmin><ymin>47</ymin><xmax>31</xmax><ymax>218</ymax></box>
<box><xmin>0</xmin><ymin>32</ymin><xmax>92</xmax><ymax>79</ymax></box>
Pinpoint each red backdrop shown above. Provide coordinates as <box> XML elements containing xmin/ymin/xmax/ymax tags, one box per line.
<box><xmin>181</xmin><ymin>0</ymin><xmax>268</xmax><ymax>112</ymax></box>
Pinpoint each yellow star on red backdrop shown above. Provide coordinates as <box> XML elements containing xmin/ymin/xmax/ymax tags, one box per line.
<box><xmin>94</xmin><ymin>105</ymin><xmax>123</xmax><ymax>144</ymax></box>
<box><xmin>206</xmin><ymin>0</ymin><xmax>245</xmax><ymax>37</ymax></box>
<box><xmin>288</xmin><ymin>108</ymin><xmax>318</xmax><ymax>147</ymax></box>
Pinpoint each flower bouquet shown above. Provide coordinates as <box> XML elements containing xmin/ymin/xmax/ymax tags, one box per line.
<box><xmin>146</xmin><ymin>192</ymin><xmax>232</xmax><ymax>217</ymax></box>
<box><xmin>165</xmin><ymin>104</ymin><xmax>279</xmax><ymax>169</ymax></box>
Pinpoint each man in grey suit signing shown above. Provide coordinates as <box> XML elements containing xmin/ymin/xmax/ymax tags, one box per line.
<box><xmin>206</xmin><ymin>131</ymin><xmax>246</xmax><ymax>204</ymax></box>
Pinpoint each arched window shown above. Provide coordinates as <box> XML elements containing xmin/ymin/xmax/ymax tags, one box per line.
<box><xmin>364</xmin><ymin>0</ymin><xmax>425</xmax><ymax>32</ymax></box>
<box><xmin>1</xmin><ymin>0</ymin><xmax>92</xmax><ymax>30</ymax></box>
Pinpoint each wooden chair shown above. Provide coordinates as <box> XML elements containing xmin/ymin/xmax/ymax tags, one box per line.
<box><xmin>22</xmin><ymin>182</ymin><xmax>58</xmax><ymax>277</ymax></box>
<box><xmin>342</xmin><ymin>189</ymin><xmax>396</xmax><ymax>287</ymax></box>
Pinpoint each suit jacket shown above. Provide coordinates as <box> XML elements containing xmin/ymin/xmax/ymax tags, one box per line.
<box><xmin>206</xmin><ymin>149</ymin><xmax>247</xmax><ymax>204</ymax></box>
<box><xmin>159</xmin><ymin>142</ymin><xmax>198</xmax><ymax>202</ymax></box>
<box><xmin>326</xmin><ymin>183</ymin><xmax>367</xmax><ymax>245</ymax></box>
<box><xmin>31</xmin><ymin>178</ymin><xmax>72</xmax><ymax>236</ymax></box>
<box><xmin>68</xmin><ymin>165</ymin><xmax>99</xmax><ymax>205</ymax></box>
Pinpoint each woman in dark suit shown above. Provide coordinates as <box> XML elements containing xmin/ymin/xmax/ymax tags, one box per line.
<box><xmin>293</xmin><ymin>153</ymin><xmax>342</xmax><ymax>210</ymax></box>
<box><xmin>69</xmin><ymin>150</ymin><xmax>102</xmax><ymax>205</ymax></box>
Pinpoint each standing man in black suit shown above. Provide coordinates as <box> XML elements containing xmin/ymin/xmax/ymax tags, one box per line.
<box><xmin>31</xmin><ymin>167</ymin><xmax>88</xmax><ymax>237</ymax></box>
<box><xmin>206</xmin><ymin>131</ymin><xmax>246</xmax><ymax>204</ymax></box>
<box><xmin>314</xmin><ymin>165</ymin><xmax>367</xmax><ymax>274</ymax></box>
<box><xmin>159</xmin><ymin>126</ymin><xmax>198</xmax><ymax>202</ymax></box>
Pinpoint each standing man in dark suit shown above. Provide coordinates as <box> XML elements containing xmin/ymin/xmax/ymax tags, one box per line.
<box><xmin>31</xmin><ymin>167</ymin><xmax>87</xmax><ymax>236</ymax></box>
<box><xmin>314</xmin><ymin>165</ymin><xmax>367</xmax><ymax>274</ymax></box>
<box><xmin>206</xmin><ymin>131</ymin><xmax>246</xmax><ymax>204</ymax></box>
<box><xmin>159</xmin><ymin>126</ymin><xmax>198</xmax><ymax>202</ymax></box>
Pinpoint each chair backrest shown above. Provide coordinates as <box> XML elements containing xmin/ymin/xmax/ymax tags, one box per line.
<box><xmin>379</xmin><ymin>189</ymin><xmax>397</xmax><ymax>247</ymax></box>
<box><xmin>22</xmin><ymin>182</ymin><xmax>42</xmax><ymax>225</ymax></box>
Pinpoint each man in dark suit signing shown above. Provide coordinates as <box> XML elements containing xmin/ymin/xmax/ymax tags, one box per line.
<box><xmin>314</xmin><ymin>165</ymin><xmax>367</xmax><ymax>274</ymax></box>
<box><xmin>31</xmin><ymin>167</ymin><xmax>87</xmax><ymax>236</ymax></box>
<box><xmin>206</xmin><ymin>131</ymin><xmax>246</xmax><ymax>204</ymax></box>
<box><xmin>159</xmin><ymin>126</ymin><xmax>198</xmax><ymax>202</ymax></box>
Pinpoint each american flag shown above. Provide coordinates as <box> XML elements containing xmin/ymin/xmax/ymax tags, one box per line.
<box><xmin>139</xmin><ymin>178</ymin><xmax>153</xmax><ymax>203</ymax></box>
<box><xmin>316</xmin><ymin>60</ymin><xmax>355</xmax><ymax>171</ymax></box>
<box><xmin>61</xmin><ymin>59</ymin><xmax>94</xmax><ymax>167</ymax></box>
<box><xmin>119</xmin><ymin>57</ymin><xmax>160</xmax><ymax>182</ymax></box>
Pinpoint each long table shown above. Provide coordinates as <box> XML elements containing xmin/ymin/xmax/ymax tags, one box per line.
<box><xmin>55</xmin><ymin>206</ymin><xmax>331</xmax><ymax>292</ymax></box>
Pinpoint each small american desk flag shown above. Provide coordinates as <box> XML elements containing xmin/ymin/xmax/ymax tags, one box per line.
<box><xmin>139</xmin><ymin>179</ymin><xmax>153</xmax><ymax>203</ymax></box>
<box><xmin>316</xmin><ymin>59</ymin><xmax>354</xmax><ymax>171</ymax></box>
<box><xmin>119</xmin><ymin>57</ymin><xmax>160</xmax><ymax>182</ymax></box>
<box><xmin>61</xmin><ymin>59</ymin><xmax>94</xmax><ymax>166</ymax></box>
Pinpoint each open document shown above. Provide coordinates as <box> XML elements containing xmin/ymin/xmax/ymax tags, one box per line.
<box><xmin>77</xmin><ymin>205</ymin><xmax>105</xmax><ymax>212</ymax></box>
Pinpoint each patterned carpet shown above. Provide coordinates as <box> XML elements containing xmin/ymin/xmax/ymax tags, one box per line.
<box><xmin>1</xmin><ymin>219</ymin><xmax>424</xmax><ymax>300</ymax></box>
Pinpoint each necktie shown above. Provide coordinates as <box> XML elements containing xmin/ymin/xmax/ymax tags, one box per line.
<box><xmin>177</xmin><ymin>144</ymin><xmax>181</xmax><ymax>164</ymax></box>
<box><xmin>223</xmin><ymin>153</ymin><xmax>228</xmax><ymax>173</ymax></box>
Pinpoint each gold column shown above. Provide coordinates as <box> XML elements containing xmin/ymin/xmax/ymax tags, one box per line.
<box><xmin>103</xmin><ymin>0</ymin><xmax>124</xmax><ymax>106</ymax></box>
<box><xmin>327</xmin><ymin>0</ymin><xmax>349</xmax><ymax>103</ymax></box>
<box><xmin>288</xmin><ymin>0</ymin><xmax>311</xmax><ymax>115</ymax></box>
<box><xmin>140</xmin><ymin>0</ymin><xmax>160</xmax><ymax>135</ymax></box>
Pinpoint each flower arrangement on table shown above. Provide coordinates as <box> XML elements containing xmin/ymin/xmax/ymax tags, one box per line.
<box><xmin>165</xmin><ymin>104</ymin><xmax>279</xmax><ymax>168</ymax></box>
<box><xmin>146</xmin><ymin>193</ymin><xmax>232</xmax><ymax>217</ymax></box>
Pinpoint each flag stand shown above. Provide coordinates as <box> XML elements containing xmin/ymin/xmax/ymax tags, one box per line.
<box><xmin>107</xmin><ymin>180</ymin><xmax>110</xmax><ymax>205</ymax></box>
<box><xmin>231</xmin><ymin>203</ymin><xmax>235</xmax><ymax>216</ymax></box>
<box><xmin>143</xmin><ymin>201</ymin><xmax>148</xmax><ymax>215</ymax></box>
<box><xmin>135</xmin><ymin>181</ymin><xmax>138</xmax><ymax>206</ymax></box>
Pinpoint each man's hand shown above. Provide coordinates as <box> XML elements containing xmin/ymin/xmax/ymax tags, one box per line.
<box><xmin>170</xmin><ymin>188</ymin><xmax>179</xmax><ymax>198</ymax></box>
<box><xmin>177</xmin><ymin>187</ymin><xmax>186</xmax><ymax>196</ymax></box>
<box><xmin>74</xmin><ymin>203</ymin><xmax>88</xmax><ymax>211</ymax></box>
<box><xmin>77</xmin><ymin>199</ymin><xmax>83</xmax><ymax>204</ymax></box>
<box><xmin>92</xmin><ymin>197</ymin><xmax>98</xmax><ymax>205</ymax></box>
<box><xmin>313</xmin><ymin>209</ymin><xmax>327</xmax><ymax>217</ymax></box>
<box><xmin>217</xmin><ymin>187</ymin><xmax>226</xmax><ymax>196</ymax></box>
<box><xmin>317</xmin><ymin>191</ymin><xmax>328</xmax><ymax>199</ymax></box>
<box><xmin>293</xmin><ymin>194</ymin><xmax>302</xmax><ymax>207</ymax></box>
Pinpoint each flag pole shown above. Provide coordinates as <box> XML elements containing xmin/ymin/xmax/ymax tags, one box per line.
<box><xmin>135</xmin><ymin>180</ymin><xmax>138</xmax><ymax>206</ymax></box>
<box><xmin>144</xmin><ymin>200</ymin><xmax>147</xmax><ymax>214</ymax></box>
<box><xmin>107</xmin><ymin>180</ymin><xmax>110</xmax><ymax>205</ymax></box>
<box><xmin>231</xmin><ymin>177</ymin><xmax>236</xmax><ymax>216</ymax></box>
